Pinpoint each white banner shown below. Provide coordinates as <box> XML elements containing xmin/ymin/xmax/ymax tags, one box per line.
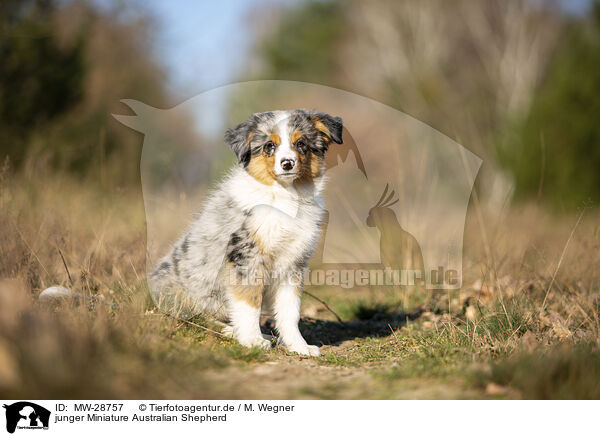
<box><xmin>0</xmin><ymin>400</ymin><xmax>597</xmax><ymax>436</ymax></box>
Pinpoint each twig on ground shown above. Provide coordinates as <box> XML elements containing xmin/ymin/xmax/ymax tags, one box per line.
<box><xmin>303</xmin><ymin>291</ymin><xmax>345</xmax><ymax>324</ymax></box>
<box><xmin>388</xmin><ymin>323</ymin><xmax>400</xmax><ymax>342</ymax></box>
<box><xmin>181</xmin><ymin>318</ymin><xmax>228</xmax><ymax>337</ymax></box>
<box><xmin>57</xmin><ymin>247</ymin><xmax>74</xmax><ymax>285</ymax></box>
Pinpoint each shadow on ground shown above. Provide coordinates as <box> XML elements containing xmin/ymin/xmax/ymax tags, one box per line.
<box><xmin>261</xmin><ymin>309</ymin><xmax>425</xmax><ymax>346</ymax></box>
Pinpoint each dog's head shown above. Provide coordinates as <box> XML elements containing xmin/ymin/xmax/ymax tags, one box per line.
<box><xmin>225</xmin><ymin>109</ymin><xmax>343</xmax><ymax>185</ymax></box>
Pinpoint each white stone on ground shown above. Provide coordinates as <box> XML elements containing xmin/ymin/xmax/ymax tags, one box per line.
<box><xmin>38</xmin><ymin>286</ymin><xmax>78</xmax><ymax>301</ymax></box>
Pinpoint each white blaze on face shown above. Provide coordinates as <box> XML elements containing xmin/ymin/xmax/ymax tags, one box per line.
<box><xmin>273</xmin><ymin>113</ymin><xmax>296</xmax><ymax>177</ymax></box>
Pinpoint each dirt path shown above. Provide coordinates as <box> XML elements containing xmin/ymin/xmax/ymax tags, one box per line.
<box><xmin>196</xmin><ymin>342</ymin><xmax>486</xmax><ymax>399</ymax></box>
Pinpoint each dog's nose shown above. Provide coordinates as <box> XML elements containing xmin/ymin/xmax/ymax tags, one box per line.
<box><xmin>281</xmin><ymin>158</ymin><xmax>295</xmax><ymax>171</ymax></box>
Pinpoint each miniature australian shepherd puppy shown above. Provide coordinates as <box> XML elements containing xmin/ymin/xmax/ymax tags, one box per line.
<box><xmin>151</xmin><ymin>109</ymin><xmax>343</xmax><ymax>356</ymax></box>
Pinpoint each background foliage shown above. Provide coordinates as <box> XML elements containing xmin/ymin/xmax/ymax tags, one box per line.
<box><xmin>2</xmin><ymin>0</ymin><xmax>599</xmax><ymax>209</ymax></box>
<box><xmin>247</xmin><ymin>0</ymin><xmax>598</xmax><ymax>211</ymax></box>
<box><xmin>0</xmin><ymin>0</ymin><xmax>168</xmax><ymax>184</ymax></box>
<box><xmin>498</xmin><ymin>3</ymin><xmax>600</xmax><ymax>210</ymax></box>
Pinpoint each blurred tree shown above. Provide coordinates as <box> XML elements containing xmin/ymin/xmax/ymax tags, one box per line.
<box><xmin>249</xmin><ymin>0</ymin><xmax>559</xmax><ymax>154</ymax></box>
<box><xmin>243</xmin><ymin>0</ymin><xmax>561</xmax><ymax>211</ymax></box>
<box><xmin>39</xmin><ymin>1</ymin><xmax>170</xmax><ymax>184</ymax></box>
<box><xmin>0</xmin><ymin>0</ymin><xmax>175</xmax><ymax>186</ymax></box>
<box><xmin>256</xmin><ymin>0</ymin><xmax>344</xmax><ymax>84</ymax></box>
<box><xmin>0</xmin><ymin>0</ymin><xmax>84</xmax><ymax>166</ymax></box>
<box><xmin>498</xmin><ymin>2</ymin><xmax>600</xmax><ymax>210</ymax></box>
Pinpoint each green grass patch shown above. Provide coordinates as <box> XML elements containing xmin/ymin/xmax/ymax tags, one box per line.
<box><xmin>479</xmin><ymin>343</ymin><xmax>600</xmax><ymax>399</ymax></box>
<box><xmin>221</xmin><ymin>342</ymin><xmax>270</xmax><ymax>363</ymax></box>
<box><xmin>477</xmin><ymin>299</ymin><xmax>534</xmax><ymax>343</ymax></box>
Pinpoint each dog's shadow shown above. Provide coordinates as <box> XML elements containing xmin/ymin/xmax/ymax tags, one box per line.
<box><xmin>261</xmin><ymin>309</ymin><xmax>426</xmax><ymax>346</ymax></box>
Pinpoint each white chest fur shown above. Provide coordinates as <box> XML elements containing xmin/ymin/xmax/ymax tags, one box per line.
<box><xmin>227</xmin><ymin>168</ymin><xmax>324</xmax><ymax>261</ymax></box>
<box><xmin>249</xmin><ymin>191</ymin><xmax>321</xmax><ymax>253</ymax></box>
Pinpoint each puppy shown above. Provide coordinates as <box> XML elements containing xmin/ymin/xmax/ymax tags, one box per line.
<box><xmin>151</xmin><ymin>109</ymin><xmax>343</xmax><ymax>356</ymax></box>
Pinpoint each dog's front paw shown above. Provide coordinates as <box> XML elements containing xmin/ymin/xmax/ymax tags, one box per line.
<box><xmin>238</xmin><ymin>336</ymin><xmax>272</xmax><ymax>350</ymax></box>
<box><xmin>288</xmin><ymin>343</ymin><xmax>321</xmax><ymax>357</ymax></box>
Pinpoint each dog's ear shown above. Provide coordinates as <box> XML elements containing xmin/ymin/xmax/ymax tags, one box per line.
<box><xmin>224</xmin><ymin>120</ymin><xmax>254</xmax><ymax>166</ymax></box>
<box><xmin>312</xmin><ymin>113</ymin><xmax>343</xmax><ymax>145</ymax></box>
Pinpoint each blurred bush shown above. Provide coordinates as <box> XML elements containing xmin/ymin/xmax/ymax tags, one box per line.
<box><xmin>3</xmin><ymin>0</ymin><xmax>599</xmax><ymax>208</ymax></box>
<box><xmin>0</xmin><ymin>0</ymin><xmax>170</xmax><ymax>185</ymax></box>
<box><xmin>244</xmin><ymin>0</ymin><xmax>600</xmax><ymax>211</ymax></box>
<box><xmin>258</xmin><ymin>0</ymin><xmax>344</xmax><ymax>84</ymax></box>
<box><xmin>250</xmin><ymin>1</ymin><xmax>559</xmax><ymax>160</ymax></box>
<box><xmin>0</xmin><ymin>0</ymin><xmax>84</xmax><ymax>167</ymax></box>
<box><xmin>498</xmin><ymin>2</ymin><xmax>600</xmax><ymax>210</ymax></box>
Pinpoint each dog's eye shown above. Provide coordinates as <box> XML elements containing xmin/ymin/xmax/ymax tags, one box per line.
<box><xmin>295</xmin><ymin>139</ymin><xmax>307</xmax><ymax>154</ymax></box>
<box><xmin>264</xmin><ymin>141</ymin><xmax>276</xmax><ymax>156</ymax></box>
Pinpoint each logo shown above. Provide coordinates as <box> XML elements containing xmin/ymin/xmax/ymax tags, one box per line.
<box><xmin>2</xmin><ymin>402</ymin><xmax>50</xmax><ymax>434</ymax></box>
<box><xmin>113</xmin><ymin>80</ymin><xmax>500</xmax><ymax>317</ymax></box>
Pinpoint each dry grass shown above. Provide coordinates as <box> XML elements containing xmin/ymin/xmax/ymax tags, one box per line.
<box><xmin>1</xmin><ymin>170</ymin><xmax>600</xmax><ymax>399</ymax></box>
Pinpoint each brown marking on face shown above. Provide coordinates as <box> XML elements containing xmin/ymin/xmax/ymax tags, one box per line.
<box><xmin>294</xmin><ymin>151</ymin><xmax>324</xmax><ymax>188</ymax></box>
<box><xmin>247</xmin><ymin>153</ymin><xmax>277</xmax><ymax>185</ymax></box>
<box><xmin>291</xmin><ymin>130</ymin><xmax>303</xmax><ymax>143</ymax></box>
<box><xmin>269</xmin><ymin>132</ymin><xmax>281</xmax><ymax>145</ymax></box>
<box><xmin>310</xmin><ymin>153</ymin><xmax>324</xmax><ymax>178</ymax></box>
